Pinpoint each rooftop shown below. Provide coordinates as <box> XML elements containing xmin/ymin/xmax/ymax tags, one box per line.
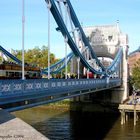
<box><xmin>129</xmin><ymin>46</ymin><xmax>140</xmax><ymax>56</ymax></box>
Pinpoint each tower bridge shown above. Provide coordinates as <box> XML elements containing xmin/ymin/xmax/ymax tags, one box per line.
<box><xmin>0</xmin><ymin>0</ymin><xmax>129</xmax><ymax>112</ymax></box>
<box><xmin>70</xmin><ymin>23</ymin><xmax>128</xmax><ymax>104</ymax></box>
<box><xmin>84</xmin><ymin>24</ymin><xmax>121</xmax><ymax>58</ymax></box>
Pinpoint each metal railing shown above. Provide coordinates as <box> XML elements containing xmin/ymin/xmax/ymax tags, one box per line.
<box><xmin>0</xmin><ymin>78</ymin><xmax>121</xmax><ymax>97</ymax></box>
<box><xmin>0</xmin><ymin>78</ymin><xmax>121</xmax><ymax>111</ymax></box>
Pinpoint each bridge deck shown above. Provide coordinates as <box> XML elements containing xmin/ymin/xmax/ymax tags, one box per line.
<box><xmin>0</xmin><ymin>78</ymin><xmax>121</xmax><ymax>112</ymax></box>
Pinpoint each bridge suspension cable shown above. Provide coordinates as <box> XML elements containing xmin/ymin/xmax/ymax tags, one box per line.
<box><xmin>44</xmin><ymin>0</ymin><xmax>123</xmax><ymax>77</ymax></box>
<box><xmin>45</xmin><ymin>0</ymin><xmax>106</xmax><ymax>75</ymax></box>
<box><xmin>106</xmin><ymin>47</ymin><xmax>123</xmax><ymax>74</ymax></box>
<box><xmin>41</xmin><ymin>46</ymin><xmax>88</xmax><ymax>75</ymax></box>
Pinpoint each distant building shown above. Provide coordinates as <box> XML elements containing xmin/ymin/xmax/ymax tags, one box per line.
<box><xmin>128</xmin><ymin>47</ymin><xmax>140</xmax><ymax>75</ymax></box>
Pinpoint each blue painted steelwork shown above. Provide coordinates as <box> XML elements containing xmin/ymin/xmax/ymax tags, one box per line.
<box><xmin>42</xmin><ymin>44</ymin><xmax>122</xmax><ymax>76</ymax></box>
<box><xmin>107</xmin><ymin>48</ymin><xmax>122</xmax><ymax>70</ymax></box>
<box><xmin>49</xmin><ymin>53</ymin><xmax>73</xmax><ymax>74</ymax></box>
<box><xmin>0</xmin><ymin>0</ymin><xmax>123</xmax><ymax>77</ymax></box>
<box><xmin>45</xmin><ymin>0</ymin><xmax>106</xmax><ymax>75</ymax></box>
<box><xmin>65</xmin><ymin>0</ymin><xmax>105</xmax><ymax>71</ymax></box>
<box><xmin>106</xmin><ymin>48</ymin><xmax>123</xmax><ymax>74</ymax></box>
<box><xmin>66</xmin><ymin>0</ymin><xmax>123</xmax><ymax>75</ymax></box>
<box><xmin>0</xmin><ymin>78</ymin><xmax>121</xmax><ymax>111</ymax></box>
<box><xmin>42</xmin><ymin>45</ymin><xmax>122</xmax><ymax>75</ymax></box>
<box><xmin>42</xmin><ymin>52</ymin><xmax>74</xmax><ymax>74</ymax></box>
<box><xmin>0</xmin><ymin>78</ymin><xmax>121</xmax><ymax>98</ymax></box>
<box><xmin>43</xmin><ymin>52</ymin><xmax>73</xmax><ymax>71</ymax></box>
<box><xmin>0</xmin><ymin>1</ymin><xmax>124</xmax><ymax>112</ymax></box>
<box><xmin>44</xmin><ymin>0</ymin><xmax>123</xmax><ymax>76</ymax></box>
<box><xmin>0</xmin><ymin>45</ymin><xmax>22</xmax><ymax>64</ymax></box>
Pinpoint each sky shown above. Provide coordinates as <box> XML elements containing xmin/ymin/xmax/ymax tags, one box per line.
<box><xmin>0</xmin><ymin>0</ymin><xmax>140</xmax><ymax>58</ymax></box>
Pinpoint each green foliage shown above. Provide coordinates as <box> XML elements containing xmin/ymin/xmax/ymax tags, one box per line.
<box><xmin>12</xmin><ymin>45</ymin><xmax>58</xmax><ymax>68</ymax></box>
<box><xmin>0</xmin><ymin>56</ymin><xmax>3</xmax><ymax>62</ymax></box>
<box><xmin>11</xmin><ymin>49</ymin><xmax>22</xmax><ymax>61</ymax></box>
<box><xmin>131</xmin><ymin>59</ymin><xmax>140</xmax><ymax>89</ymax></box>
<box><xmin>11</xmin><ymin>45</ymin><xmax>71</xmax><ymax>73</ymax></box>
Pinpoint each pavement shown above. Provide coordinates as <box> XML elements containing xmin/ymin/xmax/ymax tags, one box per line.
<box><xmin>0</xmin><ymin>109</ymin><xmax>49</xmax><ymax>140</ymax></box>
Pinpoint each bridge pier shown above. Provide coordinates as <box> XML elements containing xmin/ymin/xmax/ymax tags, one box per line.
<box><xmin>120</xmin><ymin>109</ymin><xmax>126</xmax><ymax>125</ymax></box>
<box><xmin>70</xmin><ymin>91</ymin><xmax>121</xmax><ymax>113</ymax></box>
<box><xmin>109</xmin><ymin>33</ymin><xmax>129</xmax><ymax>104</ymax></box>
<box><xmin>70</xmin><ymin>84</ymin><xmax>129</xmax><ymax>113</ymax></box>
<box><xmin>118</xmin><ymin>34</ymin><xmax>129</xmax><ymax>103</ymax></box>
<box><xmin>110</xmin><ymin>87</ymin><xmax>129</xmax><ymax>104</ymax></box>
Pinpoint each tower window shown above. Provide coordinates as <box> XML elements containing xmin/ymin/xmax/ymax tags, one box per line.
<box><xmin>108</xmin><ymin>36</ymin><xmax>113</xmax><ymax>41</ymax></box>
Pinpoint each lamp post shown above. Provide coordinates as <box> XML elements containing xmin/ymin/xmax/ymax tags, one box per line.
<box><xmin>47</xmin><ymin>1</ymin><xmax>51</xmax><ymax>79</ymax></box>
<box><xmin>77</xmin><ymin>57</ymin><xmax>80</xmax><ymax>79</ymax></box>
<box><xmin>22</xmin><ymin>0</ymin><xmax>25</xmax><ymax>80</ymax></box>
<box><xmin>65</xmin><ymin>3</ymin><xmax>68</xmax><ymax>79</ymax></box>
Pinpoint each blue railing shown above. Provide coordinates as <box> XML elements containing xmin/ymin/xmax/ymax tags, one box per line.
<box><xmin>0</xmin><ymin>78</ymin><xmax>121</xmax><ymax>111</ymax></box>
<box><xmin>0</xmin><ymin>78</ymin><xmax>121</xmax><ymax>97</ymax></box>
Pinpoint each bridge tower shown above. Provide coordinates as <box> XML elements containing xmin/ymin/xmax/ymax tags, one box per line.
<box><xmin>114</xmin><ymin>30</ymin><xmax>129</xmax><ymax>103</ymax></box>
<box><xmin>71</xmin><ymin>22</ymin><xmax>129</xmax><ymax>103</ymax></box>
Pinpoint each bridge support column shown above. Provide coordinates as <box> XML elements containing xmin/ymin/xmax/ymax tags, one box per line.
<box><xmin>120</xmin><ymin>109</ymin><xmax>126</xmax><ymax>125</ymax></box>
<box><xmin>111</xmin><ymin>34</ymin><xmax>129</xmax><ymax>103</ymax></box>
<box><xmin>110</xmin><ymin>88</ymin><xmax>127</xmax><ymax>103</ymax></box>
<box><xmin>120</xmin><ymin>35</ymin><xmax>129</xmax><ymax>103</ymax></box>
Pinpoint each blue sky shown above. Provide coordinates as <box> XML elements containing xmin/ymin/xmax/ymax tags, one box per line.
<box><xmin>0</xmin><ymin>0</ymin><xmax>140</xmax><ymax>58</ymax></box>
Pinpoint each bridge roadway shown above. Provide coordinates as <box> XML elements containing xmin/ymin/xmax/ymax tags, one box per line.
<box><xmin>0</xmin><ymin>78</ymin><xmax>121</xmax><ymax>112</ymax></box>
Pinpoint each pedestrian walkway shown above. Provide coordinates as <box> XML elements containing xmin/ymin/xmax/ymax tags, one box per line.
<box><xmin>0</xmin><ymin>109</ymin><xmax>49</xmax><ymax>140</ymax></box>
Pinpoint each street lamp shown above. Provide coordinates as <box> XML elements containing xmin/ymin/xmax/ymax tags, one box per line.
<box><xmin>22</xmin><ymin>0</ymin><xmax>25</xmax><ymax>80</ymax></box>
<box><xmin>47</xmin><ymin>1</ymin><xmax>51</xmax><ymax>79</ymax></box>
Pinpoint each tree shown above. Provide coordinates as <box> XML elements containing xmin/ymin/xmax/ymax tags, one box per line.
<box><xmin>11</xmin><ymin>45</ymin><xmax>72</xmax><ymax>74</ymax></box>
<box><xmin>12</xmin><ymin>49</ymin><xmax>22</xmax><ymax>60</ymax></box>
<box><xmin>0</xmin><ymin>56</ymin><xmax>3</xmax><ymax>62</ymax></box>
<box><xmin>131</xmin><ymin>59</ymin><xmax>140</xmax><ymax>89</ymax></box>
<box><xmin>12</xmin><ymin>46</ymin><xmax>58</xmax><ymax>68</ymax></box>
